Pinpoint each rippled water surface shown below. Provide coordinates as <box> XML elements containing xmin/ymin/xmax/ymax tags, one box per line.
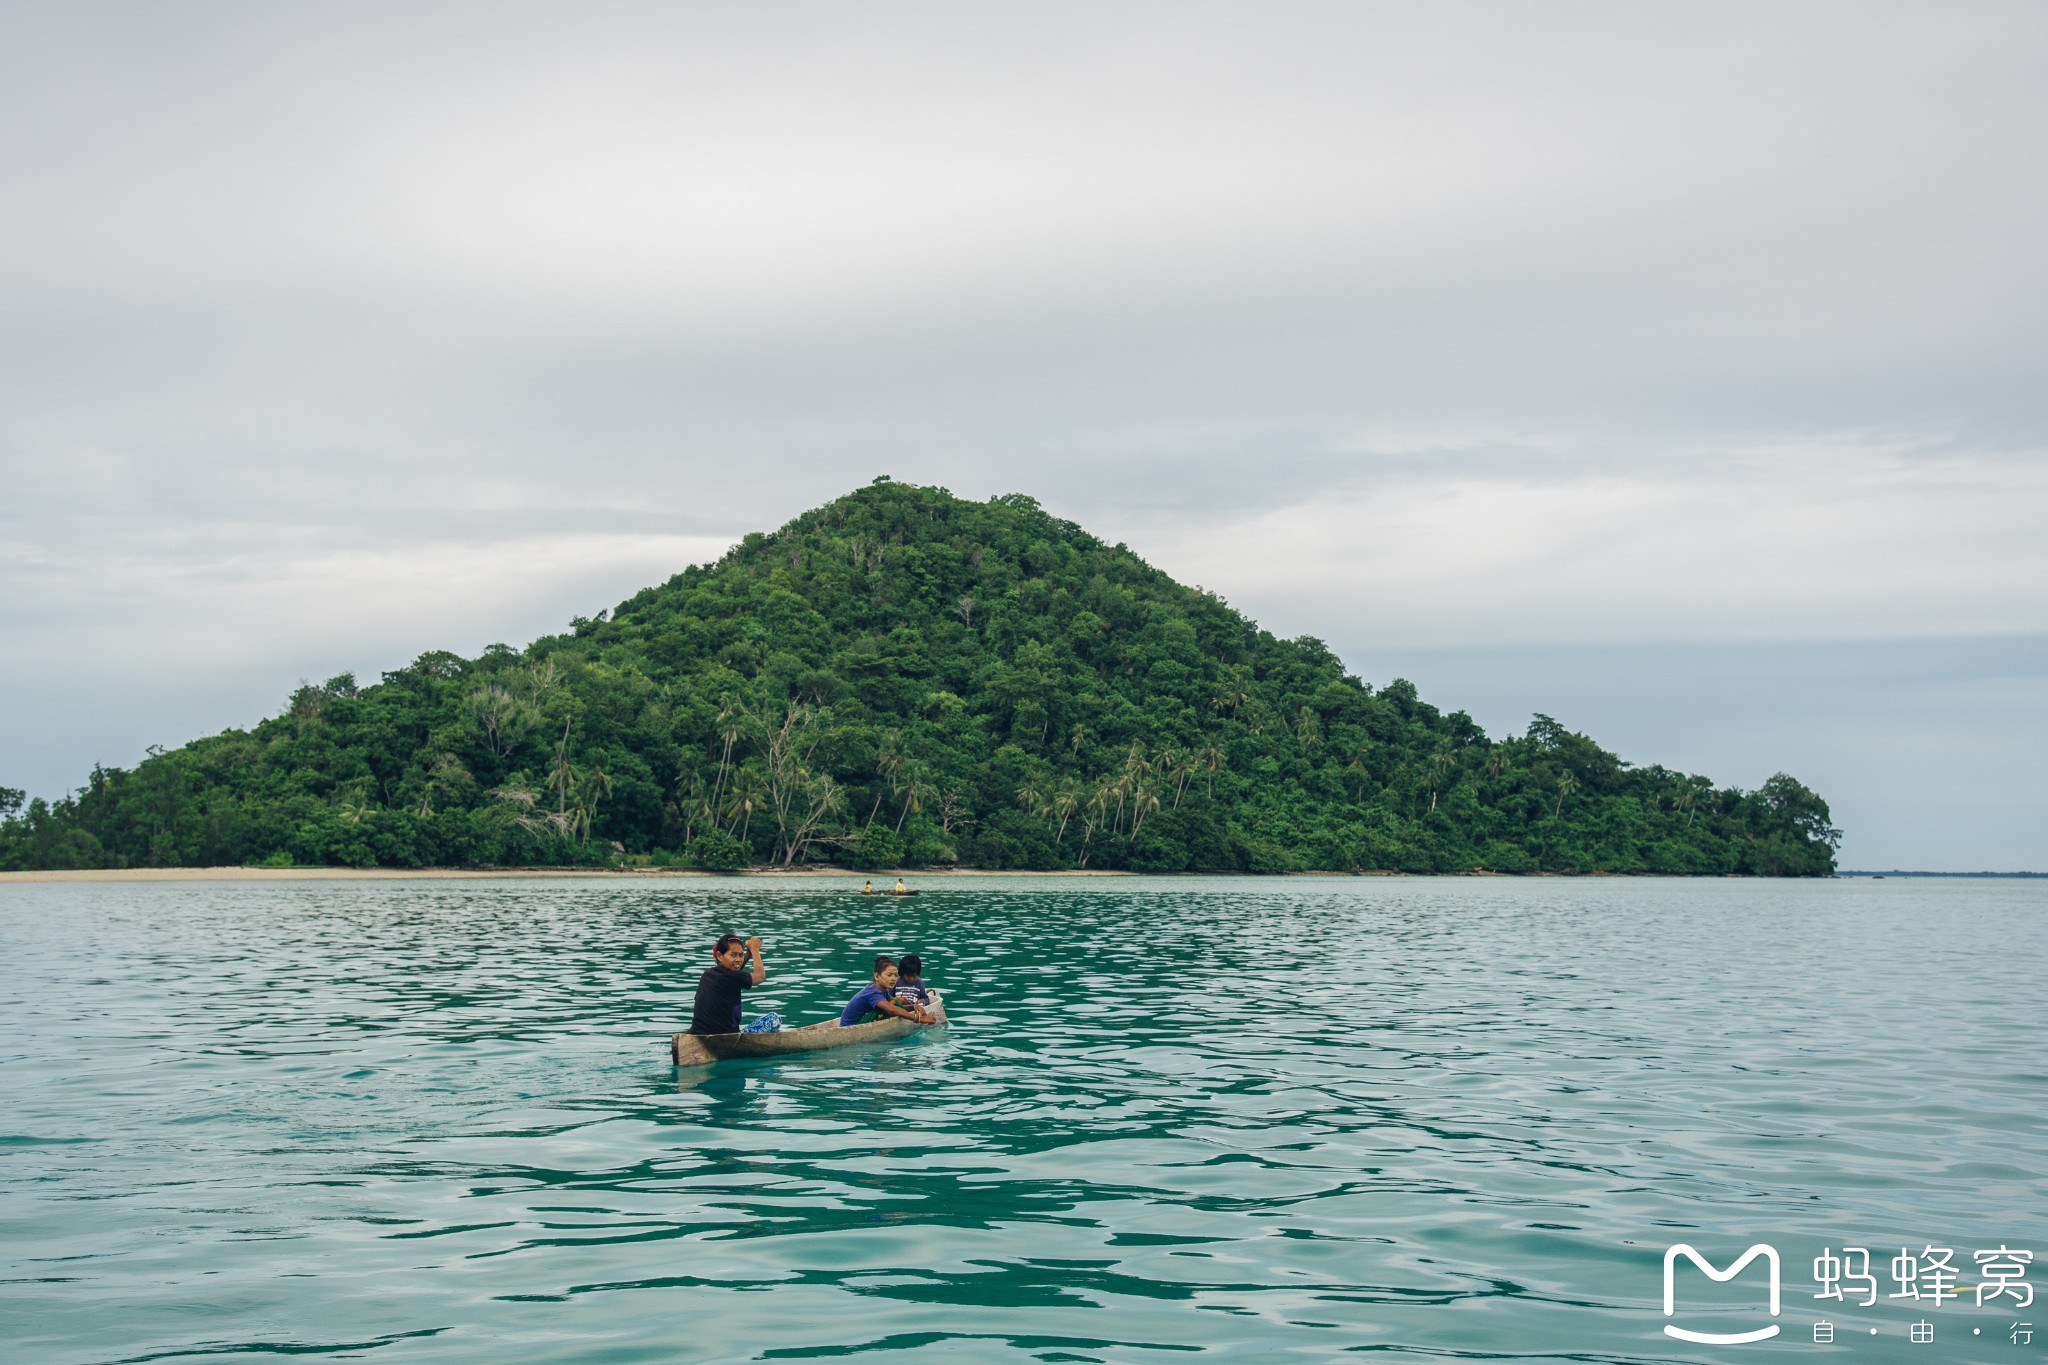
<box><xmin>2</xmin><ymin>876</ymin><xmax>2043</xmax><ymax>1363</ymax></box>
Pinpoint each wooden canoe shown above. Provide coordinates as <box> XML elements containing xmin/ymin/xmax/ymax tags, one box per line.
<box><xmin>672</xmin><ymin>989</ymin><xmax>946</xmax><ymax>1067</ymax></box>
<box><xmin>673</xmin><ymin>1015</ymin><xmax>923</xmax><ymax>1067</ymax></box>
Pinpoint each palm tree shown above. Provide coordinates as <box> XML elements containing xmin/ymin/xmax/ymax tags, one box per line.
<box><xmin>1200</xmin><ymin>746</ymin><xmax>1226</xmax><ymax>799</ymax></box>
<box><xmin>1129</xmin><ymin>788</ymin><xmax>1162</xmax><ymax>837</ymax></box>
<box><xmin>724</xmin><ymin>772</ymin><xmax>761</xmax><ymax>844</ymax></box>
<box><xmin>865</xmin><ymin>730</ymin><xmax>904</xmax><ymax>830</ymax></box>
<box><xmin>675</xmin><ymin>769</ymin><xmax>711</xmax><ymax>844</ymax></box>
<box><xmin>1344</xmin><ymin>741</ymin><xmax>1376</xmax><ymax>801</ymax></box>
<box><xmin>894</xmin><ymin>773</ymin><xmax>932</xmax><ymax>835</ymax></box>
<box><xmin>1210</xmin><ymin>668</ymin><xmax>1253</xmax><ymax>716</ymax></box>
<box><xmin>1154</xmin><ymin>746</ymin><xmax>1180</xmax><ymax>805</ymax></box>
<box><xmin>1427</xmin><ymin>746</ymin><xmax>1457</xmax><ymax>812</ymax></box>
<box><xmin>1079</xmin><ymin>783</ymin><xmax>1113</xmax><ymax>865</ymax></box>
<box><xmin>1553</xmin><ymin>771</ymin><xmax>1581</xmax><ymax>820</ymax></box>
<box><xmin>1685</xmin><ymin>775</ymin><xmax>1712</xmax><ymax>827</ymax></box>
<box><xmin>1116</xmin><ymin>742</ymin><xmax>1151</xmax><ymax>830</ymax></box>
<box><xmin>569</xmin><ymin>765</ymin><xmax>613</xmax><ymax>840</ymax></box>
<box><xmin>1049</xmin><ymin>782</ymin><xmax>1082</xmax><ymax>844</ymax></box>
<box><xmin>1163</xmin><ymin>748</ymin><xmax>1198</xmax><ymax>808</ymax></box>
<box><xmin>711</xmin><ymin>697</ymin><xmax>742</xmax><ymax>810</ymax></box>
<box><xmin>547</xmin><ymin>716</ymin><xmax>575</xmax><ymax>820</ymax></box>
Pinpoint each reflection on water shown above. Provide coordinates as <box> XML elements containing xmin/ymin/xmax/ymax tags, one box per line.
<box><xmin>1</xmin><ymin>876</ymin><xmax>2043</xmax><ymax>1362</ymax></box>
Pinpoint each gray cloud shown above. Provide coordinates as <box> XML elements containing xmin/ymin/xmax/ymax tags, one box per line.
<box><xmin>1</xmin><ymin>1</ymin><xmax>2043</xmax><ymax>866</ymax></box>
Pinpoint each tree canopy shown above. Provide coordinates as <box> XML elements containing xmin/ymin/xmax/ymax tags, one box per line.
<box><xmin>1</xmin><ymin>479</ymin><xmax>1839</xmax><ymax>875</ymax></box>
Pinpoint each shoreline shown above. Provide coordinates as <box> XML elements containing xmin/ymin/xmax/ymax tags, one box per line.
<box><xmin>0</xmin><ymin>865</ymin><xmax>1148</xmax><ymax>884</ymax></box>
<box><xmin>0</xmin><ymin>866</ymin><xmax>1834</xmax><ymax>885</ymax></box>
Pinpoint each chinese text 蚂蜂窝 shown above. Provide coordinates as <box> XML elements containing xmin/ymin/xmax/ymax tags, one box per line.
<box><xmin>1813</xmin><ymin>1246</ymin><xmax>2033</xmax><ymax>1308</ymax></box>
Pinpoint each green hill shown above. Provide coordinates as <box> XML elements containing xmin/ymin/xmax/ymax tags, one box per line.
<box><xmin>0</xmin><ymin>479</ymin><xmax>1840</xmax><ymax>875</ymax></box>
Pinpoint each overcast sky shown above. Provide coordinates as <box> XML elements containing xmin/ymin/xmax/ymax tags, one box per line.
<box><xmin>2</xmin><ymin>2</ymin><xmax>2043</xmax><ymax>869</ymax></box>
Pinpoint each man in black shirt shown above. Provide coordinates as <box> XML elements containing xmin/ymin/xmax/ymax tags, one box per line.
<box><xmin>689</xmin><ymin>933</ymin><xmax>765</xmax><ymax>1036</ymax></box>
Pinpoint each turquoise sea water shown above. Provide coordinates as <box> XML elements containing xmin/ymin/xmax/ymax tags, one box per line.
<box><xmin>1</xmin><ymin>876</ymin><xmax>2042</xmax><ymax>1363</ymax></box>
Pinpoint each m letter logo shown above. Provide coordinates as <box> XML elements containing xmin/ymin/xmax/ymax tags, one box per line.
<box><xmin>1663</xmin><ymin>1244</ymin><xmax>1782</xmax><ymax>1344</ymax></box>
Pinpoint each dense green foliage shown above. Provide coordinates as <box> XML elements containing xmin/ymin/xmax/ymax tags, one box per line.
<box><xmin>1</xmin><ymin>480</ymin><xmax>1840</xmax><ymax>875</ymax></box>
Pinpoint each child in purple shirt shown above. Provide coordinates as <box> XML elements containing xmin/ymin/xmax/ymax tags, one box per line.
<box><xmin>840</xmin><ymin>955</ymin><xmax>935</xmax><ymax>1026</ymax></box>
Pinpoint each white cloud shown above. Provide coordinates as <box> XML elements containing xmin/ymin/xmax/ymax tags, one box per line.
<box><xmin>1131</xmin><ymin>432</ymin><xmax>2048</xmax><ymax>648</ymax></box>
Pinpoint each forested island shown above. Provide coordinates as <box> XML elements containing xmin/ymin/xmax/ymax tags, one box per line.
<box><xmin>0</xmin><ymin>479</ymin><xmax>1840</xmax><ymax>875</ymax></box>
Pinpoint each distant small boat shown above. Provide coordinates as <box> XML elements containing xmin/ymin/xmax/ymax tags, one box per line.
<box><xmin>671</xmin><ymin>991</ymin><xmax>946</xmax><ymax>1067</ymax></box>
<box><xmin>859</xmin><ymin>888</ymin><xmax>920</xmax><ymax>896</ymax></box>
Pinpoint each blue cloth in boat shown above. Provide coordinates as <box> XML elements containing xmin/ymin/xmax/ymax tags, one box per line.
<box><xmin>892</xmin><ymin>979</ymin><xmax>929</xmax><ymax>1006</ymax></box>
<box><xmin>840</xmin><ymin>984</ymin><xmax>894</xmax><ymax>1026</ymax></box>
<box><xmin>741</xmin><ymin>1012</ymin><xmax>782</xmax><ymax>1034</ymax></box>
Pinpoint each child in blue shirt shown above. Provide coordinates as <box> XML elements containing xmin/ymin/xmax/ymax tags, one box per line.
<box><xmin>840</xmin><ymin>955</ymin><xmax>935</xmax><ymax>1026</ymax></box>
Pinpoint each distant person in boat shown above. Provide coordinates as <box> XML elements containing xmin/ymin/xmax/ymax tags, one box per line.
<box><xmin>893</xmin><ymin>878</ymin><xmax>909</xmax><ymax>895</ymax></box>
<box><xmin>689</xmin><ymin>933</ymin><xmax>765</xmax><ymax>1036</ymax></box>
<box><xmin>862</xmin><ymin>880</ymin><xmax>876</xmax><ymax>895</ymax></box>
<box><xmin>840</xmin><ymin>955</ymin><xmax>935</xmax><ymax>1026</ymax></box>
<box><xmin>892</xmin><ymin>953</ymin><xmax>930</xmax><ymax>1009</ymax></box>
